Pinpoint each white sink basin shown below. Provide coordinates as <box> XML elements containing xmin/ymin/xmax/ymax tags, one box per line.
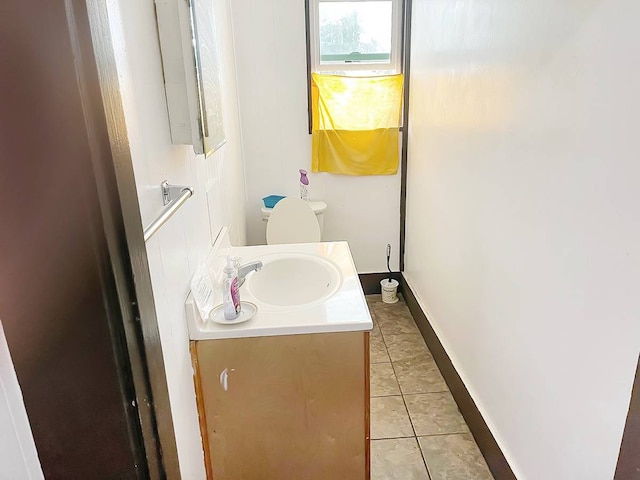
<box><xmin>185</xmin><ymin>228</ymin><xmax>373</xmax><ymax>340</ymax></box>
<box><xmin>245</xmin><ymin>253</ymin><xmax>341</xmax><ymax>307</ymax></box>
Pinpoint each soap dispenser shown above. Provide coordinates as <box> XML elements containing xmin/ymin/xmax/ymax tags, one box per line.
<box><xmin>222</xmin><ymin>256</ymin><xmax>240</xmax><ymax>320</ymax></box>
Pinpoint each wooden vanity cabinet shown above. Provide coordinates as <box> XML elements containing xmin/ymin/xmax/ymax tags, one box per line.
<box><xmin>191</xmin><ymin>331</ymin><xmax>370</xmax><ymax>480</ymax></box>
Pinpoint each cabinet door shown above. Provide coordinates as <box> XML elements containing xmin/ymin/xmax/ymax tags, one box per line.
<box><xmin>194</xmin><ymin>332</ymin><xmax>368</xmax><ymax>480</ymax></box>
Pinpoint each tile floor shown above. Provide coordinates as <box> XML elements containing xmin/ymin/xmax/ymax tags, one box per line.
<box><xmin>367</xmin><ymin>294</ymin><xmax>494</xmax><ymax>480</ymax></box>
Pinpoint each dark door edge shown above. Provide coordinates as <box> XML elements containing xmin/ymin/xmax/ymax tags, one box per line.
<box><xmin>85</xmin><ymin>1</ymin><xmax>182</xmax><ymax>478</ymax></box>
<box><xmin>615</xmin><ymin>355</ymin><xmax>640</xmax><ymax>478</ymax></box>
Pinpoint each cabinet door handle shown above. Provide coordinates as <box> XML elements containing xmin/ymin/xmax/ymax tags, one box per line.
<box><xmin>220</xmin><ymin>368</ymin><xmax>229</xmax><ymax>391</ymax></box>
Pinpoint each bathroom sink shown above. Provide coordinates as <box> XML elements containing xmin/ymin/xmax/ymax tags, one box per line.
<box><xmin>185</xmin><ymin>228</ymin><xmax>372</xmax><ymax>340</ymax></box>
<box><xmin>245</xmin><ymin>253</ymin><xmax>341</xmax><ymax>307</ymax></box>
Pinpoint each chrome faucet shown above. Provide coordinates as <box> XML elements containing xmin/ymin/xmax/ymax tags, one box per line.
<box><xmin>237</xmin><ymin>261</ymin><xmax>263</xmax><ymax>288</ymax></box>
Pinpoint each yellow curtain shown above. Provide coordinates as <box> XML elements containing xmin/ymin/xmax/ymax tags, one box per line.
<box><xmin>311</xmin><ymin>73</ymin><xmax>404</xmax><ymax>176</ymax></box>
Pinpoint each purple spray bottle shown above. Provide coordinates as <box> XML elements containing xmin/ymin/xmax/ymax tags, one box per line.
<box><xmin>299</xmin><ymin>169</ymin><xmax>309</xmax><ymax>202</ymax></box>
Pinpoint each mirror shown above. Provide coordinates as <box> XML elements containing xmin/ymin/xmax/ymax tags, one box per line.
<box><xmin>155</xmin><ymin>0</ymin><xmax>226</xmax><ymax>157</ymax></box>
<box><xmin>191</xmin><ymin>0</ymin><xmax>226</xmax><ymax>155</ymax></box>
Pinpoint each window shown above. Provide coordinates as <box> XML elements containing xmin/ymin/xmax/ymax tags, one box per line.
<box><xmin>308</xmin><ymin>0</ymin><xmax>403</xmax><ymax>75</ymax></box>
<box><xmin>305</xmin><ymin>0</ymin><xmax>406</xmax><ymax>172</ymax></box>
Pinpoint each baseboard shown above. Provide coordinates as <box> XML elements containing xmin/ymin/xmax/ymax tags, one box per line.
<box><xmin>399</xmin><ymin>275</ymin><xmax>517</xmax><ymax>480</ymax></box>
<box><xmin>359</xmin><ymin>272</ymin><xmax>402</xmax><ymax>295</ymax></box>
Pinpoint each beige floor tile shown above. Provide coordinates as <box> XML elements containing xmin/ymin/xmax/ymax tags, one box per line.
<box><xmin>370</xmin><ymin>363</ymin><xmax>401</xmax><ymax>397</ymax></box>
<box><xmin>375</xmin><ymin>308</ymin><xmax>420</xmax><ymax>335</ymax></box>
<box><xmin>371</xmin><ymin>438</ymin><xmax>430</xmax><ymax>480</ymax></box>
<box><xmin>404</xmin><ymin>393</ymin><xmax>468</xmax><ymax>436</ymax></box>
<box><xmin>370</xmin><ymin>297</ymin><xmax>408</xmax><ymax>317</ymax></box>
<box><xmin>394</xmin><ymin>356</ymin><xmax>448</xmax><ymax>395</ymax></box>
<box><xmin>370</xmin><ymin>396</ymin><xmax>414</xmax><ymax>439</ymax></box>
<box><xmin>371</xmin><ymin>324</ymin><xmax>383</xmax><ymax>338</ymax></box>
<box><xmin>384</xmin><ymin>334</ymin><xmax>431</xmax><ymax>362</ymax></box>
<box><xmin>419</xmin><ymin>434</ymin><xmax>494</xmax><ymax>480</ymax></box>
<box><xmin>370</xmin><ymin>330</ymin><xmax>391</xmax><ymax>364</ymax></box>
<box><xmin>367</xmin><ymin>294</ymin><xmax>383</xmax><ymax>305</ymax></box>
<box><xmin>371</xmin><ymin>298</ymin><xmax>409</xmax><ymax>313</ymax></box>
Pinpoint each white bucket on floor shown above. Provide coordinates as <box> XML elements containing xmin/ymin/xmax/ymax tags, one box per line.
<box><xmin>380</xmin><ymin>279</ymin><xmax>399</xmax><ymax>304</ymax></box>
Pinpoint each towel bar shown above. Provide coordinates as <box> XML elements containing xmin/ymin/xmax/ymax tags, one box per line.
<box><xmin>143</xmin><ymin>181</ymin><xmax>194</xmax><ymax>242</ymax></box>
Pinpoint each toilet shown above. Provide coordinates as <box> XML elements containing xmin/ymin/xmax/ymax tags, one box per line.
<box><xmin>262</xmin><ymin>198</ymin><xmax>327</xmax><ymax>244</ymax></box>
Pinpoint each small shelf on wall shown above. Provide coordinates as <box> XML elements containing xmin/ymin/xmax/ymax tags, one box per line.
<box><xmin>155</xmin><ymin>0</ymin><xmax>225</xmax><ymax>157</ymax></box>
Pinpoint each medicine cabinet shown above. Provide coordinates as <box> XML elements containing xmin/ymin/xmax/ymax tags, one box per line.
<box><xmin>155</xmin><ymin>0</ymin><xmax>225</xmax><ymax>157</ymax></box>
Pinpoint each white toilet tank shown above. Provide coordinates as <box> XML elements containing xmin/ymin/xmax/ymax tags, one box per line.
<box><xmin>261</xmin><ymin>200</ymin><xmax>327</xmax><ymax>238</ymax></box>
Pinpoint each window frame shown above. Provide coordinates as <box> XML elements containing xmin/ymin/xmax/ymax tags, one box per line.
<box><xmin>308</xmin><ymin>0</ymin><xmax>403</xmax><ymax>74</ymax></box>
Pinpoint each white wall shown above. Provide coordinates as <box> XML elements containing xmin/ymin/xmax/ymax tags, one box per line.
<box><xmin>405</xmin><ymin>1</ymin><xmax>640</xmax><ymax>479</ymax></box>
<box><xmin>230</xmin><ymin>0</ymin><xmax>401</xmax><ymax>273</ymax></box>
<box><xmin>106</xmin><ymin>0</ymin><xmax>246</xmax><ymax>478</ymax></box>
<box><xmin>0</xmin><ymin>322</ymin><xmax>43</xmax><ymax>480</ymax></box>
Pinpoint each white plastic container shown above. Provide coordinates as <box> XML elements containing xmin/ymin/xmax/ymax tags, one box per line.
<box><xmin>380</xmin><ymin>279</ymin><xmax>399</xmax><ymax>304</ymax></box>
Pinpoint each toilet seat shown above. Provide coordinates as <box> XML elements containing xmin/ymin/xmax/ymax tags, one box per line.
<box><xmin>266</xmin><ymin>197</ymin><xmax>321</xmax><ymax>244</ymax></box>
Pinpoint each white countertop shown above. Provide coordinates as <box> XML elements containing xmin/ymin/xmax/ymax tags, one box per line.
<box><xmin>185</xmin><ymin>232</ymin><xmax>373</xmax><ymax>340</ymax></box>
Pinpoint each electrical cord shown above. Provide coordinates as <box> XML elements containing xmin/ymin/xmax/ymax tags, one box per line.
<box><xmin>386</xmin><ymin>244</ymin><xmax>392</xmax><ymax>283</ymax></box>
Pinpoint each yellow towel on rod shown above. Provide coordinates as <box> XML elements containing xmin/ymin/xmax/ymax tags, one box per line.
<box><xmin>311</xmin><ymin>73</ymin><xmax>404</xmax><ymax>176</ymax></box>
